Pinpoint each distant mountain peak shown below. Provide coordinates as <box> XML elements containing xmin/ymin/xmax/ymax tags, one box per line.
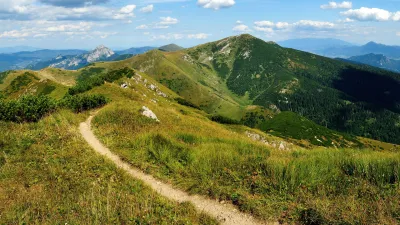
<box><xmin>159</xmin><ymin>44</ymin><xmax>184</xmax><ymax>52</ymax></box>
<box><xmin>365</xmin><ymin>41</ymin><xmax>382</xmax><ymax>47</ymax></box>
<box><xmin>86</xmin><ymin>45</ymin><xmax>115</xmax><ymax>63</ymax></box>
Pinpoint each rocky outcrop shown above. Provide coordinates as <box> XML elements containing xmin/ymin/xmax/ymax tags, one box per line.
<box><xmin>140</xmin><ymin>106</ymin><xmax>159</xmax><ymax>122</ymax></box>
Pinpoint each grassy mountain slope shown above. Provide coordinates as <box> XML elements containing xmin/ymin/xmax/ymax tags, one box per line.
<box><xmin>0</xmin><ymin>70</ymin><xmax>74</xmax><ymax>99</ymax></box>
<box><xmin>1</xmin><ymin>56</ymin><xmax>400</xmax><ymax>224</ymax></box>
<box><xmin>84</xmin><ymin>70</ymin><xmax>400</xmax><ymax>224</ymax></box>
<box><xmin>106</xmin><ymin>34</ymin><xmax>400</xmax><ymax>144</ymax></box>
<box><xmin>0</xmin><ymin>109</ymin><xmax>216</xmax><ymax>224</ymax></box>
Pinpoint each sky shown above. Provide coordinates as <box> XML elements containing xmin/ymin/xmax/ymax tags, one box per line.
<box><xmin>0</xmin><ymin>0</ymin><xmax>399</xmax><ymax>49</ymax></box>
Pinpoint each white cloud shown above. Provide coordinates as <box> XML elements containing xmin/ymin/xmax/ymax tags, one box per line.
<box><xmin>120</xmin><ymin>5</ymin><xmax>136</xmax><ymax>14</ymax></box>
<box><xmin>232</xmin><ymin>24</ymin><xmax>252</xmax><ymax>33</ymax></box>
<box><xmin>0</xmin><ymin>1</ymin><xmax>137</xmax><ymax>22</ymax></box>
<box><xmin>276</xmin><ymin>22</ymin><xmax>290</xmax><ymax>29</ymax></box>
<box><xmin>397</xmin><ymin>32</ymin><xmax>400</xmax><ymax>37</ymax></box>
<box><xmin>140</xmin><ymin>4</ymin><xmax>153</xmax><ymax>13</ymax></box>
<box><xmin>254</xmin><ymin>21</ymin><xmax>290</xmax><ymax>30</ymax></box>
<box><xmin>113</xmin><ymin>5</ymin><xmax>136</xmax><ymax>20</ymax></box>
<box><xmin>338</xmin><ymin>18</ymin><xmax>354</xmax><ymax>23</ymax></box>
<box><xmin>294</xmin><ymin>20</ymin><xmax>335</xmax><ymax>29</ymax></box>
<box><xmin>46</xmin><ymin>22</ymin><xmax>92</xmax><ymax>32</ymax></box>
<box><xmin>253</xmin><ymin>20</ymin><xmax>336</xmax><ymax>36</ymax></box>
<box><xmin>0</xmin><ymin>20</ymin><xmax>113</xmax><ymax>40</ymax></box>
<box><xmin>39</xmin><ymin>0</ymin><xmax>109</xmax><ymax>8</ymax></box>
<box><xmin>0</xmin><ymin>30</ymin><xmax>30</xmax><ymax>38</ymax></box>
<box><xmin>159</xmin><ymin>17</ymin><xmax>179</xmax><ymax>25</ymax></box>
<box><xmin>341</xmin><ymin>7</ymin><xmax>393</xmax><ymax>21</ymax></box>
<box><xmin>392</xmin><ymin>12</ymin><xmax>400</xmax><ymax>21</ymax></box>
<box><xmin>321</xmin><ymin>1</ymin><xmax>352</xmax><ymax>9</ymax></box>
<box><xmin>254</xmin><ymin>21</ymin><xmax>274</xmax><ymax>27</ymax></box>
<box><xmin>136</xmin><ymin>24</ymin><xmax>148</xmax><ymax>30</ymax></box>
<box><xmin>151</xmin><ymin>32</ymin><xmax>211</xmax><ymax>40</ymax></box>
<box><xmin>188</xmin><ymin>33</ymin><xmax>210</xmax><ymax>39</ymax></box>
<box><xmin>254</xmin><ymin>26</ymin><xmax>274</xmax><ymax>33</ymax></box>
<box><xmin>152</xmin><ymin>33</ymin><xmax>184</xmax><ymax>40</ymax></box>
<box><xmin>197</xmin><ymin>0</ymin><xmax>235</xmax><ymax>10</ymax></box>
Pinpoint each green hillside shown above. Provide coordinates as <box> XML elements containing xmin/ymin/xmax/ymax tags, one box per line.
<box><xmin>113</xmin><ymin>34</ymin><xmax>400</xmax><ymax>144</ymax></box>
<box><xmin>1</xmin><ymin>35</ymin><xmax>400</xmax><ymax>224</ymax></box>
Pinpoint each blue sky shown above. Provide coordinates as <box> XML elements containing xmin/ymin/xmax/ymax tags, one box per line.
<box><xmin>0</xmin><ymin>0</ymin><xmax>399</xmax><ymax>49</ymax></box>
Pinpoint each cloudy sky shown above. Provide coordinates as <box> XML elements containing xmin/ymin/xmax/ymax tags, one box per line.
<box><xmin>0</xmin><ymin>0</ymin><xmax>399</xmax><ymax>49</ymax></box>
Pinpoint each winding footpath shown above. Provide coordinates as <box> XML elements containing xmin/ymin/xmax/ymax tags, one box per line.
<box><xmin>80</xmin><ymin>115</ymin><xmax>274</xmax><ymax>225</ymax></box>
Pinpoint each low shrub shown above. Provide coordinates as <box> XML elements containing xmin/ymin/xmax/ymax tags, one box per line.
<box><xmin>209</xmin><ymin>115</ymin><xmax>241</xmax><ymax>125</ymax></box>
<box><xmin>0</xmin><ymin>95</ymin><xmax>57</xmax><ymax>122</ymax></box>
<box><xmin>68</xmin><ymin>67</ymin><xmax>135</xmax><ymax>95</ymax></box>
<box><xmin>0</xmin><ymin>94</ymin><xmax>108</xmax><ymax>122</ymax></box>
<box><xmin>60</xmin><ymin>94</ymin><xmax>108</xmax><ymax>113</ymax></box>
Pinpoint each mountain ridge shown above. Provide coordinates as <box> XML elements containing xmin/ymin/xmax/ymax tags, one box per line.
<box><xmin>116</xmin><ymin>33</ymin><xmax>400</xmax><ymax>144</ymax></box>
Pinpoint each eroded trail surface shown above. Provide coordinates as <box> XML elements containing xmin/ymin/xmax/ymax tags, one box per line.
<box><xmin>80</xmin><ymin>115</ymin><xmax>274</xmax><ymax>225</ymax></box>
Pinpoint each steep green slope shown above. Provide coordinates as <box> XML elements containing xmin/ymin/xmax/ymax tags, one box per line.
<box><xmin>115</xmin><ymin>34</ymin><xmax>400</xmax><ymax>144</ymax></box>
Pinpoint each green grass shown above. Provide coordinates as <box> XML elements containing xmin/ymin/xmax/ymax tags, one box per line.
<box><xmin>0</xmin><ymin>110</ymin><xmax>217</xmax><ymax>224</ymax></box>
<box><xmin>92</xmin><ymin>99</ymin><xmax>400</xmax><ymax>224</ymax></box>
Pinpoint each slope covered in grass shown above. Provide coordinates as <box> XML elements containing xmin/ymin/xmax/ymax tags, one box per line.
<box><xmin>110</xmin><ymin>34</ymin><xmax>400</xmax><ymax>144</ymax></box>
<box><xmin>0</xmin><ymin>110</ymin><xmax>216</xmax><ymax>224</ymax></box>
<box><xmin>87</xmin><ymin>72</ymin><xmax>400</xmax><ymax>224</ymax></box>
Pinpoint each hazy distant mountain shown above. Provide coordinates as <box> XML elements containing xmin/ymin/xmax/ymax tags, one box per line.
<box><xmin>116</xmin><ymin>46</ymin><xmax>156</xmax><ymax>55</ymax></box>
<box><xmin>34</xmin><ymin>45</ymin><xmax>115</xmax><ymax>70</ymax></box>
<box><xmin>0</xmin><ymin>46</ymin><xmax>43</xmax><ymax>54</ymax></box>
<box><xmin>0</xmin><ymin>49</ymin><xmax>87</xmax><ymax>72</ymax></box>
<box><xmin>341</xmin><ymin>53</ymin><xmax>400</xmax><ymax>73</ymax></box>
<box><xmin>316</xmin><ymin>42</ymin><xmax>400</xmax><ymax>59</ymax></box>
<box><xmin>159</xmin><ymin>44</ymin><xmax>184</xmax><ymax>52</ymax></box>
<box><xmin>279</xmin><ymin>38</ymin><xmax>355</xmax><ymax>53</ymax></box>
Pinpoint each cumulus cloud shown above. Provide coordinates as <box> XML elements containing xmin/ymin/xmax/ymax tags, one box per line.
<box><xmin>151</xmin><ymin>33</ymin><xmax>184</xmax><ymax>40</ymax></box>
<box><xmin>197</xmin><ymin>0</ymin><xmax>235</xmax><ymax>10</ymax></box>
<box><xmin>254</xmin><ymin>20</ymin><xmax>334</xmax><ymax>31</ymax></box>
<box><xmin>151</xmin><ymin>33</ymin><xmax>211</xmax><ymax>40</ymax></box>
<box><xmin>45</xmin><ymin>22</ymin><xmax>92</xmax><ymax>32</ymax></box>
<box><xmin>39</xmin><ymin>0</ymin><xmax>109</xmax><ymax>7</ymax></box>
<box><xmin>188</xmin><ymin>33</ymin><xmax>210</xmax><ymax>39</ymax></box>
<box><xmin>393</xmin><ymin>12</ymin><xmax>400</xmax><ymax>21</ymax></box>
<box><xmin>397</xmin><ymin>32</ymin><xmax>400</xmax><ymax>36</ymax></box>
<box><xmin>254</xmin><ymin>21</ymin><xmax>275</xmax><ymax>27</ymax></box>
<box><xmin>232</xmin><ymin>24</ymin><xmax>252</xmax><ymax>33</ymax></box>
<box><xmin>159</xmin><ymin>17</ymin><xmax>179</xmax><ymax>25</ymax></box>
<box><xmin>341</xmin><ymin>7</ymin><xmax>394</xmax><ymax>21</ymax></box>
<box><xmin>294</xmin><ymin>20</ymin><xmax>335</xmax><ymax>29</ymax></box>
<box><xmin>140</xmin><ymin>4</ymin><xmax>154</xmax><ymax>13</ymax></box>
<box><xmin>0</xmin><ymin>0</ymin><xmax>137</xmax><ymax>22</ymax></box>
<box><xmin>0</xmin><ymin>20</ymin><xmax>113</xmax><ymax>40</ymax></box>
<box><xmin>321</xmin><ymin>1</ymin><xmax>352</xmax><ymax>9</ymax></box>
<box><xmin>253</xmin><ymin>19</ymin><xmax>336</xmax><ymax>36</ymax></box>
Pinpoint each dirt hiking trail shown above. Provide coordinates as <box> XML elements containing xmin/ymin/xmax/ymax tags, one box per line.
<box><xmin>80</xmin><ymin>114</ymin><xmax>275</xmax><ymax>225</ymax></box>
